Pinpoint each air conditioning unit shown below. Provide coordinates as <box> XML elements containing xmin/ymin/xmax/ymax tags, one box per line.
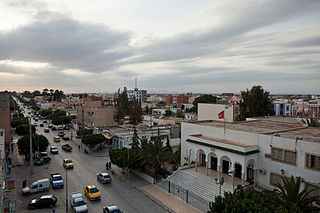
<box><xmin>265</xmin><ymin>153</ymin><xmax>271</xmax><ymax>158</ymax></box>
<box><xmin>259</xmin><ymin>169</ymin><xmax>267</xmax><ymax>175</ymax></box>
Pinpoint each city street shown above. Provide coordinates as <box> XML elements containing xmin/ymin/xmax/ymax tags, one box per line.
<box><xmin>8</xmin><ymin>107</ymin><xmax>168</xmax><ymax>213</ymax></box>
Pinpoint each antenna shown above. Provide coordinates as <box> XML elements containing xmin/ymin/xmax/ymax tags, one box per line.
<box><xmin>135</xmin><ymin>77</ymin><xmax>138</xmax><ymax>89</ymax></box>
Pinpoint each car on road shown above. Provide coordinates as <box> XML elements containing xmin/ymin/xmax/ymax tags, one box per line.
<box><xmin>34</xmin><ymin>156</ymin><xmax>51</xmax><ymax>166</ymax></box>
<box><xmin>70</xmin><ymin>192</ymin><xmax>88</xmax><ymax>213</ymax></box>
<box><xmin>103</xmin><ymin>206</ymin><xmax>122</xmax><ymax>213</ymax></box>
<box><xmin>39</xmin><ymin>123</ymin><xmax>44</xmax><ymax>127</ymax></box>
<box><xmin>97</xmin><ymin>173</ymin><xmax>111</xmax><ymax>184</ymax></box>
<box><xmin>48</xmin><ymin>124</ymin><xmax>53</xmax><ymax>128</ymax></box>
<box><xmin>43</xmin><ymin>120</ymin><xmax>47</xmax><ymax>123</ymax></box>
<box><xmin>62</xmin><ymin>144</ymin><xmax>72</xmax><ymax>152</ymax></box>
<box><xmin>63</xmin><ymin>158</ymin><xmax>74</xmax><ymax>169</ymax></box>
<box><xmin>84</xmin><ymin>185</ymin><xmax>101</xmax><ymax>201</ymax></box>
<box><xmin>58</xmin><ymin>125</ymin><xmax>64</xmax><ymax>130</ymax></box>
<box><xmin>28</xmin><ymin>195</ymin><xmax>57</xmax><ymax>209</ymax></box>
<box><xmin>50</xmin><ymin>173</ymin><xmax>64</xmax><ymax>189</ymax></box>
<box><xmin>64</xmin><ymin>126</ymin><xmax>70</xmax><ymax>130</ymax></box>
<box><xmin>35</xmin><ymin>118</ymin><xmax>38</xmax><ymax>122</ymax></box>
<box><xmin>58</xmin><ymin>131</ymin><xmax>65</xmax><ymax>137</ymax></box>
<box><xmin>44</xmin><ymin>128</ymin><xmax>50</xmax><ymax>133</ymax></box>
<box><xmin>62</xmin><ymin>135</ymin><xmax>70</xmax><ymax>140</ymax></box>
<box><xmin>33</xmin><ymin>122</ymin><xmax>37</xmax><ymax>126</ymax></box>
<box><xmin>54</xmin><ymin>136</ymin><xmax>60</xmax><ymax>142</ymax></box>
<box><xmin>52</xmin><ymin>126</ymin><xmax>57</xmax><ymax>130</ymax></box>
<box><xmin>23</xmin><ymin>179</ymin><xmax>50</xmax><ymax>195</ymax></box>
<box><xmin>50</xmin><ymin>146</ymin><xmax>58</xmax><ymax>154</ymax></box>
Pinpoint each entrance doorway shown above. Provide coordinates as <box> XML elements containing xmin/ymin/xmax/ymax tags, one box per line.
<box><xmin>222</xmin><ymin>160</ymin><xmax>230</xmax><ymax>174</ymax></box>
<box><xmin>247</xmin><ymin>167</ymin><xmax>254</xmax><ymax>183</ymax></box>
<box><xmin>234</xmin><ymin>163</ymin><xmax>242</xmax><ymax>178</ymax></box>
<box><xmin>210</xmin><ymin>157</ymin><xmax>217</xmax><ymax>170</ymax></box>
<box><xmin>200</xmin><ymin>153</ymin><xmax>206</xmax><ymax>166</ymax></box>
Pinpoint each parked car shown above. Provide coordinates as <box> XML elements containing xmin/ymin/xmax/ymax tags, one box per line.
<box><xmin>39</xmin><ymin>123</ymin><xmax>44</xmax><ymax>127</ymax></box>
<box><xmin>58</xmin><ymin>125</ymin><xmax>64</xmax><ymax>130</ymax></box>
<box><xmin>43</xmin><ymin>120</ymin><xmax>47</xmax><ymax>123</ymax></box>
<box><xmin>48</xmin><ymin>124</ymin><xmax>53</xmax><ymax>128</ymax></box>
<box><xmin>35</xmin><ymin>118</ymin><xmax>38</xmax><ymax>122</ymax></box>
<box><xmin>84</xmin><ymin>185</ymin><xmax>101</xmax><ymax>201</ymax></box>
<box><xmin>62</xmin><ymin>144</ymin><xmax>72</xmax><ymax>152</ymax></box>
<box><xmin>70</xmin><ymin>192</ymin><xmax>88</xmax><ymax>213</ymax></box>
<box><xmin>58</xmin><ymin>131</ymin><xmax>65</xmax><ymax>137</ymax></box>
<box><xmin>63</xmin><ymin>158</ymin><xmax>74</xmax><ymax>169</ymax></box>
<box><xmin>23</xmin><ymin>179</ymin><xmax>50</xmax><ymax>195</ymax></box>
<box><xmin>44</xmin><ymin>128</ymin><xmax>50</xmax><ymax>133</ymax></box>
<box><xmin>50</xmin><ymin>146</ymin><xmax>58</xmax><ymax>154</ymax></box>
<box><xmin>103</xmin><ymin>206</ymin><xmax>122</xmax><ymax>213</ymax></box>
<box><xmin>63</xmin><ymin>135</ymin><xmax>70</xmax><ymax>141</ymax></box>
<box><xmin>50</xmin><ymin>173</ymin><xmax>64</xmax><ymax>189</ymax></box>
<box><xmin>33</xmin><ymin>122</ymin><xmax>37</xmax><ymax>126</ymax></box>
<box><xmin>34</xmin><ymin>156</ymin><xmax>51</xmax><ymax>166</ymax></box>
<box><xmin>97</xmin><ymin>173</ymin><xmax>111</xmax><ymax>184</ymax></box>
<box><xmin>54</xmin><ymin>136</ymin><xmax>60</xmax><ymax>142</ymax></box>
<box><xmin>28</xmin><ymin>195</ymin><xmax>57</xmax><ymax>209</ymax></box>
<box><xmin>52</xmin><ymin>126</ymin><xmax>57</xmax><ymax>130</ymax></box>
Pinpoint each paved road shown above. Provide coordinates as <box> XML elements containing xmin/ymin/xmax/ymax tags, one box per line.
<box><xmin>9</xmin><ymin>106</ymin><xmax>168</xmax><ymax>213</ymax></box>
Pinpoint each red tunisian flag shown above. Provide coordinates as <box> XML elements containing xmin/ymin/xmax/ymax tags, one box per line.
<box><xmin>218</xmin><ymin>110</ymin><xmax>224</xmax><ymax>119</ymax></box>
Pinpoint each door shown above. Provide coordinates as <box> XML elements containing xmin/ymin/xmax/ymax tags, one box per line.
<box><xmin>201</xmin><ymin>153</ymin><xmax>206</xmax><ymax>166</ymax></box>
<box><xmin>234</xmin><ymin>163</ymin><xmax>242</xmax><ymax>178</ymax></box>
<box><xmin>247</xmin><ymin>167</ymin><xmax>254</xmax><ymax>183</ymax></box>
<box><xmin>210</xmin><ymin>157</ymin><xmax>217</xmax><ymax>170</ymax></box>
<box><xmin>222</xmin><ymin>160</ymin><xmax>229</xmax><ymax>174</ymax></box>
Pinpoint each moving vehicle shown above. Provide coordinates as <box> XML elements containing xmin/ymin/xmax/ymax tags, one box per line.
<box><xmin>33</xmin><ymin>122</ymin><xmax>37</xmax><ymax>126</ymax></box>
<box><xmin>48</xmin><ymin>124</ymin><xmax>53</xmax><ymax>128</ymax></box>
<box><xmin>64</xmin><ymin>126</ymin><xmax>70</xmax><ymax>130</ymax></box>
<box><xmin>58</xmin><ymin>125</ymin><xmax>64</xmax><ymax>130</ymax></box>
<box><xmin>103</xmin><ymin>206</ymin><xmax>122</xmax><ymax>213</ymax></box>
<box><xmin>58</xmin><ymin>131</ymin><xmax>65</xmax><ymax>137</ymax></box>
<box><xmin>63</xmin><ymin>135</ymin><xmax>70</xmax><ymax>140</ymax></box>
<box><xmin>22</xmin><ymin>179</ymin><xmax>50</xmax><ymax>195</ymax></box>
<box><xmin>28</xmin><ymin>195</ymin><xmax>57</xmax><ymax>209</ymax></box>
<box><xmin>43</xmin><ymin>120</ymin><xmax>47</xmax><ymax>123</ymax></box>
<box><xmin>50</xmin><ymin>146</ymin><xmax>58</xmax><ymax>154</ymax></box>
<box><xmin>70</xmin><ymin>192</ymin><xmax>88</xmax><ymax>213</ymax></box>
<box><xmin>62</xmin><ymin>144</ymin><xmax>72</xmax><ymax>152</ymax></box>
<box><xmin>34</xmin><ymin>156</ymin><xmax>51</xmax><ymax>166</ymax></box>
<box><xmin>84</xmin><ymin>185</ymin><xmax>101</xmax><ymax>200</ymax></box>
<box><xmin>97</xmin><ymin>173</ymin><xmax>112</xmax><ymax>184</ymax></box>
<box><xmin>54</xmin><ymin>136</ymin><xmax>60</xmax><ymax>142</ymax></box>
<box><xmin>50</xmin><ymin>173</ymin><xmax>64</xmax><ymax>189</ymax></box>
<box><xmin>63</xmin><ymin>158</ymin><xmax>74</xmax><ymax>169</ymax></box>
<box><xmin>39</xmin><ymin>123</ymin><xmax>44</xmax><ymax>127</ymax></box>
<box><xmin>52</xmin><ymin>126</ymin><xmax>57</xmax><ymax>130</ymax></box>
<box><xmin>44</xmin><ymin>128</ymin><xmax>50</xmax><ymax>133</ymax></box>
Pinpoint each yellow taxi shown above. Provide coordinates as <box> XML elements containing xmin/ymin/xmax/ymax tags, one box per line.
<box><xmin>63</xmin><ymin>158</ymin><xmax>74</xmax><ymax>169</ymax></box>
<box><xmin>54</xmin><ymin>136</ymin><xmax>60</xmax><ymax>142</ymax></box>
<box><xmin>84</xmin><ymin>185</ymin><xmax>101</xmax><ymax>200</ymax></box>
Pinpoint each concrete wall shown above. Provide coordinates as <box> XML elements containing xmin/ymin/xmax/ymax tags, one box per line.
<box><xmin>198</xmin><ymin>103</ymin><xmax>234</xmax><ymax>122</ymax></box>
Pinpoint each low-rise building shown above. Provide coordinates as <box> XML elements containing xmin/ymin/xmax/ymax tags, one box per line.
<box><xmin>197</xmin><ymin>103</ymin><xmax>239</xmax><ymax>122</ymax></box>
<box><xmin>0</xmin><ymin>92</ymin><xmax>11</xmax><ymax>145</ymax></box>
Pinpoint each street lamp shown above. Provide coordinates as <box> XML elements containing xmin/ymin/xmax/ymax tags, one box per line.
<box><xmin>215</xmin><ymin>177</ymin><xmax>224</xmax><ymax>196</ymax></box>
<box><xmin>65</xmin><ymin>168</ymin><xmax>68</xmax><ymax>213</ymax></box>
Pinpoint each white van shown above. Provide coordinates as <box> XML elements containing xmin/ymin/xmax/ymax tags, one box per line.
<box><xmin>22</xmin><ymin>179</ymin><xmax>50</xmax><ymax>195</ymax></box>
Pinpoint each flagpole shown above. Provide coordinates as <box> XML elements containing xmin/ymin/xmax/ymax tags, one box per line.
<box><xmin>224</xmin><ymin>111</ymin><xmax>226</xmax><ymax>135</ymax></box>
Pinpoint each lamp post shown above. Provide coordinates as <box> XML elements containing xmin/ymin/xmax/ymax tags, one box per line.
<box><xmin>65</xmin><ymin>168</ymin><xmax>68</xmax><ymax>213</ymax></box>
<box><xmin>215</xmin><ymin>177</ymin><xmax>224</xmax><ymax>196</ymax></box>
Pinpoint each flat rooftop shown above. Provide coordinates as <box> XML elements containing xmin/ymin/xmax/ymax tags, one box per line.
<box><xmin>191</xmin><ymin>134</ymin><xmax>256</xmax><ymax>148</ymax></box>
<box><xmin>194</xmin><ymin>119</ymin><xmax>320</xmax><ymax>143</ymax></box>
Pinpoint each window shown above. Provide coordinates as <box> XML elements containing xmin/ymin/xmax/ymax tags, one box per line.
<box><xmin>271</xmin><ymin>147</ymin><xmax>296</xmax><ymax>165</ymax></box>
<box><xmin>306</xmin><ymin>153</ymin><xmax>320</xmax><ymax>171</ymax></box>
<box><xmin>270</xmin><ymin>173</ymin><xmax>282</xmax><ymax>186</ymax></box>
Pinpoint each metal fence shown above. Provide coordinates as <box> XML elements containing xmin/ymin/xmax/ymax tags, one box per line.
<box><xmin>156</xmin><ymin>180</ymin><xmax>210</xmax><ymax>213</ymax></box>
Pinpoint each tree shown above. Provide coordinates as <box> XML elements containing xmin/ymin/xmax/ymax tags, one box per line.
<box><xmin>175</xmin><ymin>110</ymin><xmax>185</xmax><ymax>118</ymax></box>
<box><xmin>131</xmin><ymin>126</ymin><xmax>140</xmax><ymax>150</ymax></box>
<box><xmin>82</xmin><ymin>134</ymin><xmax>106</xmax><ymax>148</ymax></box>
<box><xmin>39</xmin><ymin>109</ymin><xmax>52</xmax><ymax>118</ymax></box>
<box><xmin>165</xmin><ymin>109</ymin><xmax>172</xmax><ymax>116</ymax></box>
<box><xmin>192</xmin><ymin>94</ymin><xmax>217</xmax><ymax>113</ymax></box>
<box><xmin>114</xmin><ymin>89</ymin><xmax>125</xmax><ymax>124</ymax></box>
<box><xmin>17</xmin><ymin>134</ymin><xmax>49</xmax><ymax>156</ymax></box>
<box><xmin>32</xmin><ymin>90</ymin><xmax>41</xmax><ymax>97</ymax></box>
<box><xmin>11</xmin><ymin>117</ymin><xmax>28</xmax><ymax>128</ymax></box>
<box><xmin>121</xmin><ymin>87</ymin><xmax>130</xmax><ymax>114</ymax></box>
<box><xmin>53</xmin><ymin>89</ymin><xmax>65</xmax><ymax>102</ymax></box>
<box><xmin>306</xmin><ymin>118</ymin><xmax>320</xmax><ymax>127</ymax></box>
<box><xmin>76</xmin><ymin>129</ymin><xmax>93</xmax><ymax>137</ymax></box>
<box><xmin>15</xmin><ymin>124</ymin><xmax>36</xmax><ymax>136</ymax></box>
<box><xmin>264</xmin><ymin>176</ymin><xmax>320</xmax><ymax>213</ymax></box>
<box><xmin>239</xmin><ymin>85</ymin><xmax>274</xmax><ymax>120</ymax></box>
<box><xmin>42</xmin><ymin>88</ymin><xmax>49</xmax><ymax>97</ymax></box>
<box><xmin>52</xmin><ymin>115</ymin><xmax>71</xmax><ymax>125</ymax></box>
<box><xmin>129</xmin><ymin>97</ymin><xmax>143</xmax><ymax>125</ymax></box>
<box><xmin>209</xmin><ymin>186</ymin><xmax>276</xmax><ymax>213</ymax></box>
<box><xmin>144</xmin><ymin>105</ymin><xmax>150</xmax><ymax>115</ymax></box>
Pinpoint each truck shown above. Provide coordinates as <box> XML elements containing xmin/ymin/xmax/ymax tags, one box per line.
<box><xmin>62</xmin><ymin>144</ymin><xmax>72</xmax><ymax>152</ymax></box>
<box><xmin>70</xmin><ymin>192</ymin><xmax>88</xmax><ymax>213</ymax></box>
<box><xmin>50</xmin><ymin>173</ymin><xmax>64</xmax><ymax>189</ymax></box>
<box><xmin>22</xmin><ymin>179</ymin><xmax>50</xmax><ymax>195</ymax></box>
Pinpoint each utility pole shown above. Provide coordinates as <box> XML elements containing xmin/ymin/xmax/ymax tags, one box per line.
<box><xmin>65</xmin><ymin>168</ymin><xmax>68</xmax><ymax>212</ymax></box>
<box><xmin>29</xmin><ymin>117</ymin><xmax>33</xmax><ymax>174</ymax></box>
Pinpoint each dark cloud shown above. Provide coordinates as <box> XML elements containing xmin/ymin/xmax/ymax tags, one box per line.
<box><xmin>0</xmin><ymin>12</ymin><xmax>133</xmax><ymax>73</ymax></box>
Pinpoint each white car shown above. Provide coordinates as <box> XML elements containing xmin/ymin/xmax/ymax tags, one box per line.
<box><xmin>50</xmin><ymin>146</ymin><xmax>58</xmax><ymax>154</ymax></box>
<box><xmin>97</xmin><ymin>173</ymin><xmax>111</xmax><ymax>184</ymax></box>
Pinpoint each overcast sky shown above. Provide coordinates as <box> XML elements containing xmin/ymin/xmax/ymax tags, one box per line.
<box><xmin>1</xmin><ymin>0</ymin><xmax>320</xmax><ymax>94</ymax></box>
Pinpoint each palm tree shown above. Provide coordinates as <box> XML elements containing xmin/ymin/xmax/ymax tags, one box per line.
<box><xmin>264</xmin><ymin>175</ymin><xmax>320</xmax><ymax>213</ymax></box>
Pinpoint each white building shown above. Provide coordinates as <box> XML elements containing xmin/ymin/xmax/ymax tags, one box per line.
<box><xmin>127</xmin><ymin>88</ymin><xmax>147</xmax><ymax>103</ymax></box>
<box><xmin>180</xmin><ymin>118</ymin><xmax>320</xmax><ymax>194</ymax></box>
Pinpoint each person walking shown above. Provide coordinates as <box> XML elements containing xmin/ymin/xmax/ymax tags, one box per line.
<box><xmin>22</xmin><ymin>180</ymin><xmax>27</xmax><ymax>188</ymax></box>
<box><xmin>109</xmin><ymin>162</ymin><xmax>112</xmax><ymax>170</ymax></box>
<box><xmin>106</xmin><ymin>162</ymin><xmax>109</xmax><ymax>170</ymax></box>
<box><xmin>52</xmin><ymin>207</ymin><xmax>55</xmax><ymax>213</ymax></box>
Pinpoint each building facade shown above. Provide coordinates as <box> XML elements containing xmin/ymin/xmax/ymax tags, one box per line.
<box><xmin>0</xmin><ymin>93</ymin><xmax>11</xmax><ymax>144</ymax></box>
<box><xmin>166</xmin><ymin>94</ymin><xmax>189</xmax><ymax>106</ymax></box>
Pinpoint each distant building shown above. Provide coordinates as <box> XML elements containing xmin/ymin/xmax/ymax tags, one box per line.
<box><xmin>166</xmin><ymin>94</ymin><xmax>189</xmax><ymax>106</ymax></box>
<box><xmin>272</xmin><ymin>103</ymin><xmax>292</xmax><ymax>116</ymax></box>
<box><xmin>0</xmin><ymin>92</ymin><xmax>11</xmax><ymax>144</ymax></box>
<box><xmin>127</xmin><ymin>87</ymin><xmax>147</xmax><ymax>103</ymax></box>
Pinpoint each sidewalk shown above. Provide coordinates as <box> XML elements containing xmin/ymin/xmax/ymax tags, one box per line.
<box><xmin>110</xmin><ymin>164</ymin><xmax>200</xmax><ymax>213</ymax></box>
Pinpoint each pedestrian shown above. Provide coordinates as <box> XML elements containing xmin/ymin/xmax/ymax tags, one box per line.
<box><xmin>11</xmin><ymin>143</ymin><xmax>14</xmax><ymax>152</ymax></box>
<box><xmin>109</xmin><ymin>162</ymin><xmax>112</xmax><ymax>170</ymax></box>
<box><xmin>52</xmin><ymin>207</ymin><xmax>55</xmax><ymax>213</ymax></box>
<box><xmin>22</xmin><ymin>180</ymin><xmax>27</xmax><ymax>188</ymax></box>
<box><xmin>106</xmin><ymin>162</ymin><xmax>109</xmax><ymax>170</ymax></box>
<box><xmin>78</xmin><ymin>145</ymin><xmax>80</xmax><ymax>150</ymax></box>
